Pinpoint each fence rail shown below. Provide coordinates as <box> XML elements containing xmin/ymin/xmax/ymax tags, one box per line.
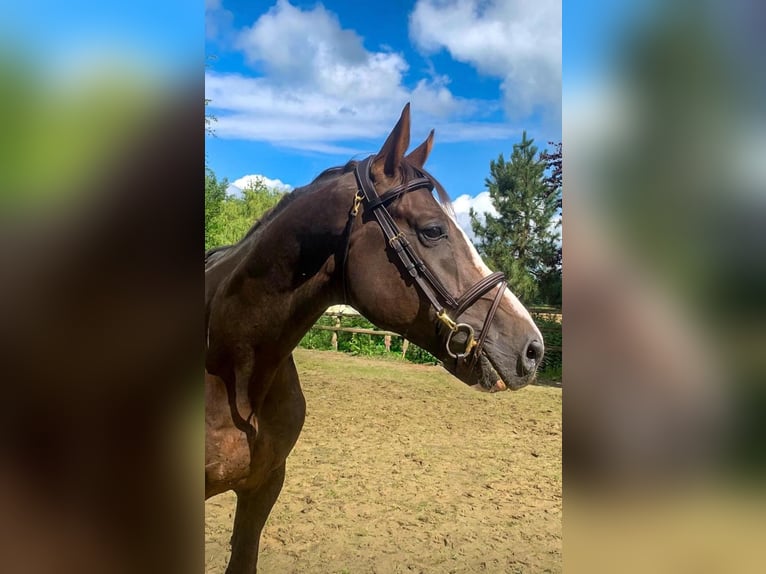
<box><xmin>312</xmin><ymin>316</ymin><xmax>411</xmax><ymax>357</ymax></box>
<box><xmin>306</xmin><ymin>306</ymin><xmax>561</xmax><ymax>356</ymax></box>
<box><xmin>312</xmin><ymin>325</ymin><xmax>400</xmax><ymax>338</ymax></box>
<box><xmin>302</xmin><ymin>306</ymin><xmax>561</xmax><ymax>381</ymax></box>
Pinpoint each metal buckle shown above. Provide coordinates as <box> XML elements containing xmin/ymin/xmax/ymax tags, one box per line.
<box><xmin>437</xmin><ymin>310</ymin><xmax>458</xmax><ymax>331</ymax></box>
<box><xmin>350</xmin><ymin>191</ymin><xmax>364</xmax><ymax>216</ymax></box>
<box><xmin>445</xmin><ymin>323</ymin><xmax>476</xmax><ymax>359</ymax></box>
<box><xmin>388</xmin><ymin>231</ymin><xmax>405</xmax><ymax>247</ymax></box>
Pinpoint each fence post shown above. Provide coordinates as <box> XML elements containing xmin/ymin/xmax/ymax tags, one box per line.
<box><xmin>331</xmin><ymin>315</ymin><xmax>340</xmax><ymax>351</ymax></box>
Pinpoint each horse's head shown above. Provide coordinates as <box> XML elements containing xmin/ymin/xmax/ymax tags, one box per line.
<box><xmin>343</xmin><ymin>105</ymin><xmax>544</xmax><ymax>391</ymax></box>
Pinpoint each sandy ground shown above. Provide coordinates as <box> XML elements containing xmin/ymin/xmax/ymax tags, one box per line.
<box><xmin>206</xmin><ymin>349</ymin><xmax>561</xmax><ymax>573</ymax></box>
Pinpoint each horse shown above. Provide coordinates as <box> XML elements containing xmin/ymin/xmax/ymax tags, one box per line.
<box><xmin>204</xmin><ymin>104</ymin><xmax>544</xmax><ymax>573</ymax></box>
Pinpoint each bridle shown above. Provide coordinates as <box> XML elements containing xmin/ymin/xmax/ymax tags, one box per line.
<box><xmin>342</xmin><ymin>155</ymin><xmax>507</xmax><ymax>378</ymax></box>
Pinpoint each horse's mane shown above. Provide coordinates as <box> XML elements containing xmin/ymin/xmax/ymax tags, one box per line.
<box><xmin>241</xmin><ymin>160</ymin><xmax>359</xmax><ymax>241</ymax></box>
<box><xmin>203</xmin><ymin>156</ymin><xmax>453</xmax><ymax>264</ymax></box>
<box><xmin>203</xmin><ymin>161</ymin><xmax>355</xmax><ymax>264</ymax></box>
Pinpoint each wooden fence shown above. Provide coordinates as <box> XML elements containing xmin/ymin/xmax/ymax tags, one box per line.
<box><xmin>316</xmin><ymin>309</ymin><xmax>413</xmax><ymax>358</ymax></box>
<box><xmin>312</xmin><ymin>305</ymin><xmax>560</xmax><ymax>358</ymax></box>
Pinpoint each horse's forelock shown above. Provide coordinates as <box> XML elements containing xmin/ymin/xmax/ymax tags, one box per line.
<box><xmin>425</xmin><ymin>171</ymin><xmax>454</xmax><ymax>217</ymax></box>
<box><xmin>399</xmin><ymin>159</ymin><xmax>454</xmax><ymax>218</ymax></box>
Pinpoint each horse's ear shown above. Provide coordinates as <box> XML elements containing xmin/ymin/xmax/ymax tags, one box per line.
<box><xmin>373</xmin><ymin>103</ymin><xmax>411</xmax><ymax>179</ymax></box>
<box><xmin>405</xmin><ymin>129</ymin><xmax>434</xmax><ymax>168</ymax></box>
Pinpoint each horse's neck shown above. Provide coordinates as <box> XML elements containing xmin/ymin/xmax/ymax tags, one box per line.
<box><xmin>212</xmin><ymin>187</ymin><xmax>347</xmax><ymax>361</ymax></box>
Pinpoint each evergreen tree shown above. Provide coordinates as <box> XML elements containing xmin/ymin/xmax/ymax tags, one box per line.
<box><xmin>539</xmin><ymin>142</ymin><xmax>563</xmax><ymax>305</ymax></box>
<box><xmin>470</xmin><ymin>132</ymin><xmax>561</xmax><ymax>305</ymax></box>
<box><xmin>540</xmin><ymin>141</ymin><xmax>562</xmax><ymax>211</ymax></box>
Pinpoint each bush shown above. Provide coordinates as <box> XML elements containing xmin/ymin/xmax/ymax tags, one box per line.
<box><xmin>533</xmin><ymin>315</ymin><xmax>562</xmax><ymax>381</ymax></box>
<box><xmin>297</xmin><ymin>315</ymin><xmax>438</xmax><ymax>364</ymax></box>
<box><xmin>299</xmin><ymin>312</ymin><xmax>561</xmax><ymax>380</ymax></box>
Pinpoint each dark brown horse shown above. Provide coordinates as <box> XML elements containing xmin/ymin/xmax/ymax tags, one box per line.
<box><xmin>204</xmin><ymin>105</ymin><xmax>543</xmax><ymax>573</ymax></box>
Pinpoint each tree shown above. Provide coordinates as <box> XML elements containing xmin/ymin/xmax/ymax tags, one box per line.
<box><xmin>470</xmin><ymin>133</ymin><xmax>561</xmax><ymax>305</ymax></box>
<box><xmin>205</xmin><ymin>174</ymin><xmax>286</xmax><ymax>250</ymax></box>
<box><xmin>205</xmin><ymin>98</ymin><xmax>216</xmax><ymax>136</ymax></box>
<box><xmin>539</xmin><ymin>142</ymin><xmax>562</xmax><ymax>305</ymax></box>
<box><xmin>205</xmin><ymin>56</ymin><xmax>218</xmax><ymax>137</ymax></box>
<box><xmin>540</xmin><ymin>142</ymin><xmax>562</xmax><ymax>211</ymax></box>
<box><xmin>205</xmin><ymin>168</ymin><xmax>228</xmax><ymax>250</ymax></box>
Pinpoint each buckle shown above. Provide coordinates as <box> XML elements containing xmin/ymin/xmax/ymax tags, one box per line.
<box><xmin>388</xmin><ymin>232</ymin><xmax>406</xmax><ymax>247</ymax></box>
<box><xmin>445</xmin><ymin>323</ymin><xmax>476</xmax><ymax>359</ymax></box>
<box><xmin>437</xmin><ymin>310</ymin><xmax>458</xmax><ymax>331</ymax></box>
<box><xmin>350</xmin><ymin>191</ymin><xmax>364</xmax><ymax>216</ymax></box>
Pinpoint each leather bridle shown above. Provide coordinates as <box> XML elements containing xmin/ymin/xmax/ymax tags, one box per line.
<box><xmin>342</xmin><ymin>156</ymin><xmax>507</xmax><ymax>378</ymax></box>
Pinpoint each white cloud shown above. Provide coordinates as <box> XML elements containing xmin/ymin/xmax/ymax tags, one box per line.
<box><xmin>206</xmin><ymin>71</ymin><xmax>511</xmax><ymax>151</ymax></box>
<box><xmin>410</xmin><ymin>75</ymin><xmax>474</xmax><ymax>118</ymax></box>
<box><xmin>233</xmin><ymin>174</ymin><xmax>293</xmax><ymax>192</ymax></box>
<box><xmin>453</xmin><ymin>191</ymin><xmax>498</xmax><ymax>218</ymax></box>
<box><xmin>226</xmin><ymin>174</ymin><xmax>294</xmax><ymax>197</ymax></box>
<box><xmin>451</xmin><ymin>190</ymin><xmax>561</xmax><ymax>247</ymax></box>
<box><xmin>451</xmin><ymin>191</ymin><xmax>498</xmax><ymax>241</ymax></box>
<box><xmin>206</xmin><ymin>0</ymin><xmax>234</xmax><ymax>40</ymax></box>
<box><xmin>409</xmin><ymin>0</ymin><xmax>561</xmax><ymax>122</ymax></box>
<box><xmin>224</xmin><ymin>183</ymin><xmax>241</xmax><ymax>196</ymax></box>
<box><xmin>205</xmin><ymin>0</ymin><xmax>506</xmax><ymax>152</ymax></box>
<box><xmin>237</xmin><ymin>0</ymin><xmax>408</xmax><ymax>100</ymax></box>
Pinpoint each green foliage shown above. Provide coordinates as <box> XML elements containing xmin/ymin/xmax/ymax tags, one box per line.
<box><xmin>538</xmin><ymin>142</ymin><xmax>563</xmax><ymax>306</ymax></box>
<box><xmin>404</xmin><ymin>344</ymin><xmax>440</xmax><ymax>365</ymax></box>
<box><xmin>204</xmin><ymin>168</ymin><xmax>228</xmax><ymax>250</ymax></box>
<box><xmin>298</xmin><ymin>315</ymin><xmax>438</xmax><ymax>365</ymax></box>
<box><xmin>299</xmin><ymin>312</ymin><xmax>560</xmax><ymax>381</ymax></box>
<box><xmin>470</xmin><ymin>133</ymin><xmax>562</xmax><ymax>305</ymax></box>
<box><xmin>533</xmin><ymin>315</ymin><xmax>562</xmax><ymax>381</ymax></box>
<box><xmin>204</xmin><ymin>171</ymin><xmax>286</xmax><ymax>251</ymax></box>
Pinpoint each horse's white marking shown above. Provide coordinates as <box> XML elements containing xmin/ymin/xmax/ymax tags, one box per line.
<box><xmin>450</xmin><ymin>214</ymin><xmax>543</xmax><ymax>342</ymax></box>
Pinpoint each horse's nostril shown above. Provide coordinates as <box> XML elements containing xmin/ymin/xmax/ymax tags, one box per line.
<box><xmin>522</xmin><ymin>339</ymin><xmax>544</xmax><ymax>375</ymax></box>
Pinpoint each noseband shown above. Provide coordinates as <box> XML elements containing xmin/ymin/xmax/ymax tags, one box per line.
<box><xmin>343</xmin><ymin>156</ymin><xmax>507</xmax><ymax>378</ymax></box>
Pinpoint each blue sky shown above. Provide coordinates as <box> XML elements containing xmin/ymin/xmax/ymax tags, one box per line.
<box><xmin>205</xmin><ymin>0</ymin><xmax>561</xmax><ymax>234</ymax></box>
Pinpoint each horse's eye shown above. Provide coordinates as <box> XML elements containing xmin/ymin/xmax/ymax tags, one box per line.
<box><xmin>421</xmin><ymin>225</ymin><xmax>446</xmax><ymax>240</ymax></box>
